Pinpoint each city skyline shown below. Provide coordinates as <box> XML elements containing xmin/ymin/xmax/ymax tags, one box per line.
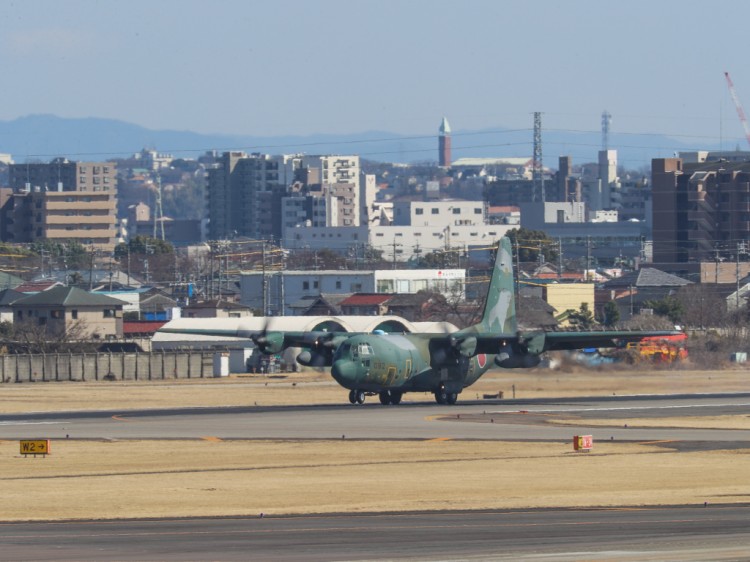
<box><xmin>2</xmin><ymin>0</ymin><xmax>750</xmax><ymax>149</ymax></box>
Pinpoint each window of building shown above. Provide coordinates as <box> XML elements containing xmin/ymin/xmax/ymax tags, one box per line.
<box><xmin>432</xmin><ymin>208</ymin><xmax>439</xmax><ymax>214</ymax></box>
<box><xmin>303</xmin><ymin>281</ymin><xmax>309</xmax><ymax>290</ymax></box>
<box><xmin>50</xmin><ymin>310</ymin><xmax>62</xmax><ymax>319</ymax></box>
<box><xmin>452</xmin><ymin>208</ymin><xmax>461</xmax><ymax>214</ymax></box>
<box><xmin>313</xmin><ymin>281</ymin><xmax>319</xmax><ymax>289</ymax></box>
<box><xmin>474</xmin><ymin>208</ymin><xmax>483</xmax><ymax>214</ymax></box>
<box><xmin>416</xmin><ymin>208</ymin><xmax>424</xmax><ymax>215</ymax></box>
<box><xmin>336</xmin><ymin>281</ymin><xmax>342</xmax><ymax>289</ymax></box>
<box><xmin>103</xmin><ymin>309</ymin><xmax>114</xmax><ymax>318</ymax></box>
<box><xmin>71</xmin><ymin>310</ymin><xmax>78</xmax><ymax>319</ymax></box>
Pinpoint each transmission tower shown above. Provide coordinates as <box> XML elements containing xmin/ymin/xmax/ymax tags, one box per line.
<box><xmin>724</xmin><ymin>71</ymin><xmax>750</xmax><ymax>149</ymax></box>
<box><xmin>532</xmin><ymin>112</ymin><xmax>545</xmax><ymax>202</ymax></box>
<box><xmin>601</xmin><ymin>110</ymin><xmax>612</xmax><ymax>150</ymax></box>
<box><xmin>153</xmin><ymin>174</ymin><xmax>166</xmax><ymax>241</ymax></box>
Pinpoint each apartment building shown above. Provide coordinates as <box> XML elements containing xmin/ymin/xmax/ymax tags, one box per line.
<box><xmin>4</xmin><ymin>158</ymin><xmax>118</xmax><ymax>250</ymax></box>
<box><xmin>652</xmin><ymin>158</ymin><xmax>750</xmax><ymax>265</ymax></box>
<box><xmin>206</xmin><ymin>152</ymin><xmax>300</xmax><ymax>240</ymax></box>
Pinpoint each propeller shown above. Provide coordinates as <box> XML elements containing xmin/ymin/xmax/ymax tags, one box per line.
<box><xmin>250</xmin><ymin>317</ymin><xmax>285</xmax><ymax>355</ymax></box>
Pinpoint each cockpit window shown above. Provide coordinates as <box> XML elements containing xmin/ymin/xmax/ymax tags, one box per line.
<box><xmin>358</xmin><ymin>343</ymin><xmax>373</xmax><ymax>356</ymax></box>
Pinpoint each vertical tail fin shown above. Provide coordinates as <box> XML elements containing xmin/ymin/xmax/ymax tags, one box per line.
<box><xmin>479</xmin><ymin>237</ymin><xmax>517</xmax><ymax>334</ymax></box>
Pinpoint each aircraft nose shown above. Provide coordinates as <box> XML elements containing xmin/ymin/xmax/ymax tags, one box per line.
<box><xmin>331</xmin><ymin>359</ymin><xmax>357</xmax><ymax>386</ymax></box>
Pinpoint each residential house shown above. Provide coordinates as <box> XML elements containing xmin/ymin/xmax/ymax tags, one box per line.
<box><xmin>12</xmin><ymin>286</ymin><xmax>125</xmax><ymax>338</ymax></box>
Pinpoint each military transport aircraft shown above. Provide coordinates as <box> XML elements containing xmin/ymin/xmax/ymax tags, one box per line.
<box><xmin>160</xmin><ymin>237</ymin><xmax>681</xmax><ymax>405</ymax></box>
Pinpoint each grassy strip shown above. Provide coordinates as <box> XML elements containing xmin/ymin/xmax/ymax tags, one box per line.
<box><xmin>1</xmin><ymin>439</ymin><xmax>748</xmax><ymax>521</ymax></box>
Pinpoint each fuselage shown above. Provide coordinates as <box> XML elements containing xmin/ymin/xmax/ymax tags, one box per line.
<box><xmin>330</xmin><ymin>333</ymin><xmax>493</xmax><ymax>394</ymax></box>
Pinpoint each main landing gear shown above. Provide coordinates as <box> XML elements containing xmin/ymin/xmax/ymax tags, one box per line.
<box><xmin>378</xmin><ymin>390</ymin><xmax>402</xmax><ymax>405</ymax></box>
<box><xmin>348</xmin><ymin>389</ymin><xmax>403</xmax><ymax>405</ymax></box>
<box><xmin>348</xmin><ymin>389</ymin><xmax>366</xmax><ymax>405</ymax></box>
<box><xmin>434</xmin><ymin>386</ymin><xmax>458</xmax><ymax>405</ymax></box>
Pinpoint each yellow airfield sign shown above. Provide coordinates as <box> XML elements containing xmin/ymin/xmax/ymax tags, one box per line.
<box><xmin>20</xmin><ymin>440</ymin><xmax>50</xmax><ymax>456</ymax></box>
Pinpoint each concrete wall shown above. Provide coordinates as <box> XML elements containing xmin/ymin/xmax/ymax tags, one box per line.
<box><xmin>0</xmin><ymin>351</ymin><xmax>213</xmax><ymax>383</ymax></box>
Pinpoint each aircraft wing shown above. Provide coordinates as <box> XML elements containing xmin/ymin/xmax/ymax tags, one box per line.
<box><xmin>541</xmin><ymin>330</ymin><xmax>684</xmax><ymax>351</ymax></box>
<box><xmin>450</xmin><ymin>329</ymin><xmax>684</xmax><ymax>357</ymax></box>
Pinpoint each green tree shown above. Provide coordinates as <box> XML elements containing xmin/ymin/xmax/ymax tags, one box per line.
<box><xmin>602</xmin><ymin>300</ymin><xmax>620</xmax><ymax>327</ymax></box>
<box><xmin>567</xmin><ymin>302</ymin><xmax>596</xmax><ymax>330</ymax></box>
<box><xmin>505</xmin><ymin>228</ymin><xmax>559</xmax><ymax>264</ymax></box>
<box><xmin>643</xmin><ymin>296</ymin><xmax>684</xmax><ymax>324</ymax></box>
<box><xmin>114</xmin><ymin>235</ymin><xmax>174</xmax><ymax>259</ymax></box>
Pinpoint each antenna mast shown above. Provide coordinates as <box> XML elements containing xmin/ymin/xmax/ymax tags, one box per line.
<box><xmin>724</xmin><ymin>71</ymin><xmax>750</xmax><ymax>149</ymax></box>
<box><xmin>532</xmin><ymin>112</ymin><xmax>545</xmax><ymax>202</ymax></box>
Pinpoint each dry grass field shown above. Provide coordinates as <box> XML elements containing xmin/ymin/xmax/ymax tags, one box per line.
<box><xmin>1</xmin><ymin>439</ymin><xmax>749</xmax><ymax>521</ymax></box>
<box><xmin>0</xmin><ymin>364</ymin><xmax>749</xmax><ymax>521</ymax></box>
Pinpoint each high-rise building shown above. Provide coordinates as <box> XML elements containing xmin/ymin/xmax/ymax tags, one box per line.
<box><xmin>652</xmin><ymin>157</ymin><xmax>750</xmax><ymax>264</ymax></box>
<box><xmin>4</xmin><ymin>158</ymin><xmax>118</xmax><ymax>250</ymax></box>
<box><xmin>206</xmin><ymin>152</ymin><xmax>301</xmax><ymax>240</ymax></box>
<box><xmin>439</xmin><ymin>117</ymin><xmax>451</xmax><ymax>167</ymax></box>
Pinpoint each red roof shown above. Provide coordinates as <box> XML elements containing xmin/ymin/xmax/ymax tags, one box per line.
<box><xmin>123</xmin><ymin>321</ymin><xmax>167</xmax><ymax>335</ymax></box>
<box><xmin>15</xmin><ymin>281</ymin><xmax>62</xmax><ymax>293</ymax></box>
<box><xmin>340</xmin><ymin>294</ymin><xmax>392</xmax><ymax>306</ymax></box>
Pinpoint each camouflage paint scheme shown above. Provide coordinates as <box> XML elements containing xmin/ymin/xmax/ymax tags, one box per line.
<box><xmin>160</xmin><ymin>237</ymin><xmax>682</xmax><ymax>405</ymax></box>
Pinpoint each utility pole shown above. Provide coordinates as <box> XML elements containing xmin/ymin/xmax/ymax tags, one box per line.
<box><xmin>557</xmin><ymin>237</ymin><xmax>563</xmax><ymax>280</ymax></box>
<box><xmin>586</xmin><ymin>236</ymin><xmax>592</xmax><ymax>281</ymax></box>
<box><xmin>262</xmin><ymin>242</ymin><xmax>267</xmax><ymax>315</ymax></box>
<box><xmin>88</xmin><ymin>248</ymin><xmax>96</xmax><ymax>290</ymax></box>
<box><xmin>737</xmin><ymin>242</ymin><xmax>742</xmax><ymax>311</ymax></box>
<box><xmin>514</xmin><ymin>238</ymin><xmax>521</xmax><ymax>308</ymax></box>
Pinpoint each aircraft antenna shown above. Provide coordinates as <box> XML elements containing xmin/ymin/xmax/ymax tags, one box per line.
<box><xmin>723</xmin><ymin>71</ymin><xmax>750</xmax><ymax>149</ymax></box>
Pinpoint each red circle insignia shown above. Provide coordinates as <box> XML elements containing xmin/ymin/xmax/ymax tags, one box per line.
<box><xmin>476</xmin><ymin>354</ymin><xmax>487</xmax><ymax>368</ymax></box>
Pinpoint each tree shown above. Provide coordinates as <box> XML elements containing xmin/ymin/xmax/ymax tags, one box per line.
<box><xmin>643</xmin><ymin>296</ymin><xmax>684</xmax><ymax>324</ymax></box>
<box><xmin>114</xmin><ymin>235</ymin><xmax>174</xmax><ymax>259</ymax></box>
<box><xmin>602</xmin><ymin>300</ymin><xmax>620</xmax><ymax>327</ymax></box>
<box><xmin>505</xmin><ymin>228</ymin><xmax>559</xmax><ymax>265</ymax></box>
<box><xmin>566</xmin><ymin>302</ymin><xmax>595</xmax><ymax>330</ymax></box>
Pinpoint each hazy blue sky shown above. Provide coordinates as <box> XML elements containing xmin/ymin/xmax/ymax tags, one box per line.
<box><xmin>3</xmin><ymin>0</ymin><xmax>750</xmax><ymax>145</ymax></box>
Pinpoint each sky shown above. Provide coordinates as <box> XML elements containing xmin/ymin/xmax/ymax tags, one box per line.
<box><xmin>2</xmin><ymin>0</ymin><xmax>750</xmax><ymax>146</ymax></box>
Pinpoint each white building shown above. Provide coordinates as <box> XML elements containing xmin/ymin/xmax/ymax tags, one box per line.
<box><xmin>240</xmin><ymin>268</ymin><xmax>466</xmax><ymax>316</ymax></box>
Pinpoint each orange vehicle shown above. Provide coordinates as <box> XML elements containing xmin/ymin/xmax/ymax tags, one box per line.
<box><xmin>625</xmin><ymin>333</ymin><xmax>688</xmax><ymax>363</ymax></box>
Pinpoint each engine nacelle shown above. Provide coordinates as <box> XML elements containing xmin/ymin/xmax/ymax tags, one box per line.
<box><xmin>296</xmin><ymin>349</ymin><xmax>332</xmax><ymax>367</ymax></box>
<box><xmin>495</xmin><ymin>352</ymin><xmax>541</xmax><ymax>369</ymax></box>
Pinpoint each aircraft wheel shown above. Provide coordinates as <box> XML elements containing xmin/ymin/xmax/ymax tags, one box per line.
<box><xmin>348</xmin><ymin>390</ymin><xmax>357</xmax><ymax>404</ymax></box>
<box><xmin>355</xmin><ymin>390</ymin><xmax>366</xmax><ymax>404</ymax></box>
<box><xmin>446</xmin><ymin>392</ymin><xmax>458</xmax><ymax>405</ymax></box>
<box><xmin>379</xmin><ymin>391</ymin><xmax>391</xmax><ymax>405</ymax></box>
<box><xmin>390</xmin><ymin>391</ymin><xmax>402</xmax><ymax>405</ymax></box>
<box><xmin>435</xmin><ymin>390</ymin><xmax>447</xmax><ymax>405</ymax></box>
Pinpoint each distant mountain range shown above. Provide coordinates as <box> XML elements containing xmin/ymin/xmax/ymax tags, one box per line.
<box><xmin>0</xmin><ymin>114</ymin><xmax>728</xmax><ymax>170</ymax></box>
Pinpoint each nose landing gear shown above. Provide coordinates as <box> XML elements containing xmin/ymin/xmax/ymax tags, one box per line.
<box><xmin>434</xmin><ymin>385</ymin><xmax>458</xmax><ymax>405</ymax></box>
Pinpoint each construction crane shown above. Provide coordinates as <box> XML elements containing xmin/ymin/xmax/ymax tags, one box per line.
<box><xmin>724</xmin><ymin>71</ymin><xmax>750</xmax><ymax>149</ymax></box>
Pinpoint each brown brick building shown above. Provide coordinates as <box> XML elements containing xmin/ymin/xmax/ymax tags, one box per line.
<box><xmin>4</xmin><ymin>158</ymin><xmax>118</xmax><ymax>250</ymax></box>
<box><xmin>653</xmin><ymin>158</ymin><xmax>750</xmax><ymax>270</ymax></box>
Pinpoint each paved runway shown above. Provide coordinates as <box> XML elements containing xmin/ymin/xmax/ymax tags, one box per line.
<box><xmin>2</xmin><ymin>505</ymin><xmax>750</xmax><ymax>561</ymax></box>
<box><xmin>2</xmin><ymin>393</ymin><xmax>750</xmax><ymax>560</ymax></box>
<box><xmin>1</xmin><ymin>393</ymin><xmax>749</xmax><ymax>443</ymax></box>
